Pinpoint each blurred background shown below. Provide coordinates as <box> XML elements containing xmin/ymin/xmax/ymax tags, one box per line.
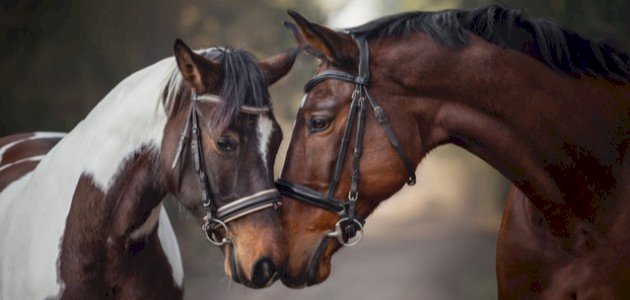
<box><xmin>2</xmin><ymin>0</ymin><xmax>628</xmax><ymax>299</ymax></box>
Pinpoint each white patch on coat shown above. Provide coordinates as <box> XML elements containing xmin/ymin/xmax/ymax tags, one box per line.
<box><xmin>257</xmin><ymin>115</ymin><xmax>274</xmax><ymax>170</ymax></box>
<box><xmin>81</xmin><ymin>57</ymin><xmax>174</xmax><ymax>191</ymax></box>
<box><xmin>157</xmin><ymin>207</ymin><xmax>184</xmax><ymax>287</ymax></box>
<box><xmin>0</xmin><ymin>172</ymin><xmax>34</xmax><ymax>299</ymax></box>
<box><xmin>0</xmin><ymin>53</ymin><xmax>194</xmax><ymax>298</ymax></box>
<box><xmin>130</xmin><ymin>204</ymin><xmax>162</xmax><ymax>240</ymax></box>
<box><xmin>32</xmin><ymin>132</ymin><xmax>67</xmax><ymax>139</ymax></box>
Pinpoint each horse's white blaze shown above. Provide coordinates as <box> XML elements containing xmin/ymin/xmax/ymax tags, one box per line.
<box><xmin>257</xmin><ymin>115</ymin><xmax>273</xmax><ymax>169</ymax></box>
<box><xmin>0</xmin><ymin>56</ymin><xmax>186</xmax><ymax>298</ymax></box>
<box><xmin>0</xmin><ymin>132</ymin><xmax>65</xmax><ymax>164</ymax></box>
<box><xmin>0</xmin><ymin>155</ymin><xmax>45</xmax><ymax>173</ymax></box>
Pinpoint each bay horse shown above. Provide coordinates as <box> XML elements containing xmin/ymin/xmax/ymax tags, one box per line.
<box><xmin>276</xmin><ymin>5</ymin><xmax>630</xmax><ymax>298</ymax></box>
<box><xmin>0</xmin><ymin>39</ymin><xmax>297</xmax><ymax>299</ymax></box>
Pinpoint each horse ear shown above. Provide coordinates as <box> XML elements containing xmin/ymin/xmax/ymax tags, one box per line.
<box><xmin>173</xmin><ymin>39</ymin><xmax>220</xmax><ymax>94</ymax></box>
<box><xmin>259</xmin><ymin>47</ymin><xmax>300</xmax><ymax>85</ymax></box>
<box><xmin>285</xmin><ymin>10</ymin><xmax>356</xmax><ymax>64</ymax></box>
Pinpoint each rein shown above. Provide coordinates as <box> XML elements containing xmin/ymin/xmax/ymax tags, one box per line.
<box><xmin>276</xmin><ymin>35</ymin><xmax>416</xmax><ymax>246</ymax></box>
<box><xmin>171</xmin><ymin>93</ymin><xmax>281</xmax><ymax>246</ymax></box>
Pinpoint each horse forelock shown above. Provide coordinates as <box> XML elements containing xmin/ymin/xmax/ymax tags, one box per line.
<box><xmin>162</xmin><ymin>47</ymin><xmax>272</xmax><ymax>136</ymax></box>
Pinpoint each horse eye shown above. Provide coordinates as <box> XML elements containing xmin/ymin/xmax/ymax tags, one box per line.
<box><xmin>309</xmin><ymin>117</ymin><xmax>330</xmax><ymax>132</ymax></box>
<box><xmin>216</xmin><ymin>138</ymin><xmax>237</xmax><ymax>152</ymax></box>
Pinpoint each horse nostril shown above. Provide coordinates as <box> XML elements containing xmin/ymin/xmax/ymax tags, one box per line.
<box><xmin>251</xmin><ymin>257</ymin><xmax>276</xmax><ymax>288</ymax></box>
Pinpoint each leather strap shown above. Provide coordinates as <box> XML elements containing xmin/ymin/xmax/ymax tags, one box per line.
<box><xmin>277</xmin><ymin>35</ymin><xmax>418</xmax><ymax>244</ymax></box>
<box><xmin>276</xmin><ymin>178</ymin><xmax>347</xmax><ymax>216</ymax></box>
<box><xmin>301</xmin><ymin>38</ymin><xmax>417</xmax><ymax>186</ymax></box>
<box><xmin>364</xmin><ymin>89</ymin><xmax>417</xmax><ymax>185</ymax></box>
<box><xmin>190</xmin><ymin>101</ymin><xmax>216</xmax><ymax>218</ymax></box>
<box><xmin>170</xmin><ymin>91</ymin><xmax>282</xmax><ymax>244</ymax></box>
<box><xmin>304</xmin><ymin>70</ymin><xmax>357</xmax><ymax>93</ymax></box>
<box><xmin>348</xmin><ymin>95</ymin><xmax>367</xmax><ymax>223</ymax></box>
<box><xmin>216</xmin><ymin>189</ymin><xmax>281</xmax><ymax>223</ymax></box>
<box><xmin>356</xmin><ymin>36</ymin><xmax>370</xmax><ymax>85</ymax></box>
<box><xmin>327</xmin><ymin>90</ymin><xmax>359</xmax><ymax>200</ymax></box>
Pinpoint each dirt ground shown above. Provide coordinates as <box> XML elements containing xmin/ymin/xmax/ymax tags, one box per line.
<box><xmin>178</xmin><ymin>224</ymin><xmax>498</xmax><ymax>300</ymax></box>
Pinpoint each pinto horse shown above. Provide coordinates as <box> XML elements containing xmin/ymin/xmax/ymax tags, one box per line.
<box><xmin>0</xmin><ymin>39</ymin><xmax>297</xmax><ymax>299</ymax></box>
<box><xmin>277</xmin><ymin>5</ymin><xmax>630</xmax><ymax>298</ymax></box>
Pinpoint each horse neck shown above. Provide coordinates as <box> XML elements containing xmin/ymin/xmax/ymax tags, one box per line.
<box><xmin>29</xmin><ymin>56</ymin><xmax>173</xmax><ymax>194</ymax></box>
<box><xmin>59</xmin><ymin>148</ymin><xmax>172</xmax><ymax>292</ymax></box>
<box><xmin>386</xmin><ymin>36</ymin><xmax>630</xmax><ymax>233</ymax></box>
<box><xmin>55</xmin><ymin>58</ymin><xmax>176</xmax><ymax>282</ymax></box>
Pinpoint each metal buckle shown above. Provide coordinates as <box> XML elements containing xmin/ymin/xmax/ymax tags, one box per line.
<box><xmin>351</xmin><ymin>89</ymin><xmax>360</xmax><ymax>100</ymax></box>
<box><xmin>327</xmin><ymin>218</ymin><xmax>364</xmax><ymax>246</ymax></box>
<box><xmin>348</xmin><ymin>190</ymin><xmax>358</xmax><ymax>201</ymax></box>
<box><xmin>202</xmin><ymin>217</ymin><xmax>230</xmax><ymax>246</ymax></box>
<box><xmin>355</xmin><ymin>75</ymin><xmax>368</xmax><ymax>85</ymax></box>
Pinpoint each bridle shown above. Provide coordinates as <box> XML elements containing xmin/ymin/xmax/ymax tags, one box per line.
<box><xmin>171</xmin><ymin>91</ymin><xmax>281</xmax><ymax>247</ymax></box>
<box><xmin>275</xmin><ymin>35</ymin><xmax>416</xmax><ymax>246</ymax></box>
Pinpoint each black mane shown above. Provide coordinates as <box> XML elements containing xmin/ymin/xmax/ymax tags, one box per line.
<box><xmin>347</xmin><ymin>5</ymin><xmax>630</xmax><ymax>82</ymax></box>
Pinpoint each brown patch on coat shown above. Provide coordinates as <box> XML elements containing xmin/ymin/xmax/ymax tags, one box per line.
<box><xmin>0</xmin><ymin>137</ymin><xmax>62</xmax><ymax>167</ymax></box>
<box><xmin>0</xmin><ymin>133</ymin><xmax>61</xmax><ymax>193</ymax></box>
<box><xmin>0</xmin><ymin>133</ymin><xmax>34</xmax><ymax>149</ymax></box>
<box><xmin>59</xmin><ymin>149</ymin><xmax>182</xmax><ymax>299</ymax></box>
<box><xmin>0</xmin><ymin>160</ymin><xmax>39</xmax><ymax>192</ymax></box>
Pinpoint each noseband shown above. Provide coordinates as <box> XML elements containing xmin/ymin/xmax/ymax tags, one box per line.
<box><xmin>171</xmin><ymin>92</ymin><xmax>281</xmax><ymax>246</ymax></box>
<box><xmin>276</xmin><ymin>36</ymin><xmax>416</xmax><ymax>246</ymax></box>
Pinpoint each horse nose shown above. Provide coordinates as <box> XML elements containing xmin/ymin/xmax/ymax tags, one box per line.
<box><xmin>251</xmin><ymin>257</ymin><xmax>277</xmax><ymax>288</ymax></box>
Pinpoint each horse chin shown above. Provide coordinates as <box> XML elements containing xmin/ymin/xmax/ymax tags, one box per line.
<box><xmin>222</xmin><ymin>242</ymin><xmax>281</xmax><ymax>289</ymax></box>
<box><xmin>281</xmin><ymin>236</ymin><xmax>336</xmax><ymax>288</ymax></box>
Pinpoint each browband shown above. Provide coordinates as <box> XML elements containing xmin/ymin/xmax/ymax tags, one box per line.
<box><xmin>195</xmin><ymin>94</ymin><xmax>272</xmax><ymax>115</ymax></box>
<box><xmin>304</xmin><ymin>70</ymin><xmax>358</xmax><ymax>93</ymax></box>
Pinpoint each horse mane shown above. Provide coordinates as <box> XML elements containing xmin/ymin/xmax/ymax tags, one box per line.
<box><xmin>163</xmin><ymin>47</ymin><xmax>270</xmax><ymax>134</ymax></box>
<box><xmin>347</xmin><ymin>5</ymin><xmax>630</xmax><ymax>82</ymax></box>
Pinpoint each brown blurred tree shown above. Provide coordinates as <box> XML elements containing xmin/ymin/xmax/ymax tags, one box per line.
<box><xmin>0</xmin><ymin>0</ymin><xmax>321</xmax><ymax>135</ymax></box>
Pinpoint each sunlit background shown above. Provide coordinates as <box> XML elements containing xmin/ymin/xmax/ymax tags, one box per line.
<box><xmin>2</xmin><ymin>0</ymin><xmax>629</xmax><ymax>299</ymax></box>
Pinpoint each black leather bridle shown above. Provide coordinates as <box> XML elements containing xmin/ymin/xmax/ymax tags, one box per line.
<box><xmin>171</xmin><ymin>92</ymin><xmax>281</xmax><ymax>247</ymax></box>
<box><xmin>276</xmin><ymin>36</ymin><xmax>416</xmax><ymax>246</ymax></box>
